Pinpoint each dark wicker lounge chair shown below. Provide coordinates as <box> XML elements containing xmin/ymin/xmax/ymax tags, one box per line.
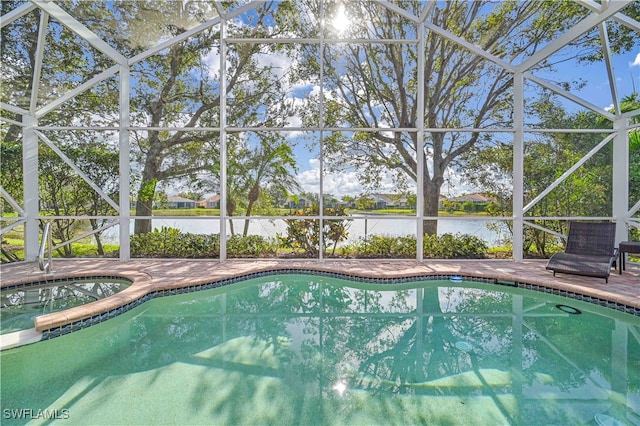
<box><xmin>545</xmin><ymin>221</ymin><xmax>618</xmax><ymax>283</ymax></box>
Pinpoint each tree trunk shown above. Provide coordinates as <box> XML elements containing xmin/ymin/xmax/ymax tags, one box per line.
<box><xmin>89</xmin><ymin>219</ymin><xmax>105</xmax><ymax>255</ymax></box>
<box><xmin>227</xmin><ymin>199</ymin><xmax>236</xmax><ymax>236</ymax></box>
<box><xmin>134</xmin><ymin>196</ymin><xmax>154</xmax><ymax>234</ymax></box>
<box><xmin>52</xmin><ymin>220</ymin><xmax>74</xmax><ymax>257</ymax></box>
<box><xmin>242</xmin><ymin>200</ymin><xmax>254</xmax><ymax>237</ymax></box>
<box><xmin>1</xmin><ymin>247</ymin><xmax>20</xmax><ymax>263</ymax></box>
<box><xmin>422</xmin><ymin>176</ymin><xmax>441</xmax><ymax>236</ymax></box>
<box><xmin>134</xmin><ymin>151</ymin><xmax>162</xmax><ymax>235</ymax></box>
<box><xmin>422</xmin><ymin>287</ymin><xmax>451</xmax><ymax>380</ymax></box>
<box><xmin>243</xmin><ymin>185</ymin><xmax>260</xmax><ymax>237</ymax></box>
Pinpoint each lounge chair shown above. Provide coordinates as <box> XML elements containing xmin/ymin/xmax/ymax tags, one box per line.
<box><xmin>545</xmin><ymin>221</ymin><xmax>618</xmax><ymax>283</ymax></box>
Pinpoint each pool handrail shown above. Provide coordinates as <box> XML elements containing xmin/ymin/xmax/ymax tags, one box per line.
<box><xmin>38</xmin><ymin>222</ymin><xmax>53</xmax><ymax>274</ymax></box>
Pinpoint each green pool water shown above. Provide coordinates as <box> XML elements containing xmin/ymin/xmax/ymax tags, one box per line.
<box><xmin>1</xmin><ymin>274</ymin><xmax>639</xmax><ymax>425</ymax></box>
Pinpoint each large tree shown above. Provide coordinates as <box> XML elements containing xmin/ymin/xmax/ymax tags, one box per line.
<box><xmin>621</xmin><ymin>94</ymin><xmax>640</xmax><ymax>211</ymax></box>
<box><xmin>37</xmin><ymin>140</ymin><xmax>119</xmax><ymax>257</ymax></box>
<box><xmin>292</xmin><ymin>0</ymin><xmax>636</xmax><ymax>235</ymax></box>
<box><xmin>463</xmin><ymin>92</ymin><xmax>640</xmax><ymax>256</ymax></box>
<box><xmin>1</xmin><ymin>1</ymin><xmax>122</xmax><ymax>258</ymax></box>
<box><xmin>224</xmin><ymin>133</ymin><xmax>300</xmax><ymax>237</ymax></box>
<box><xmin>131</xmin><ymin>1</ymin><xmax>296</xmax><ymax>234</ymax></box>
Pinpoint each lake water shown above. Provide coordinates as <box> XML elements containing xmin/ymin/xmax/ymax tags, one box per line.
<box><xmin>104</xmin><ymin>216</ymin><xmax>508</xmax><ymax>247</ymax></box>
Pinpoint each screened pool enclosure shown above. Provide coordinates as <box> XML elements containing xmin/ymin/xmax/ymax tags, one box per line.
<box><xmin>1</xmin><ymin>0</ymin><xmax>639</xmax><ymax>262</ymax></box>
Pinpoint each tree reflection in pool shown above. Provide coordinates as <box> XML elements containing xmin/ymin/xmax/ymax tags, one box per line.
<box><xmin>1</xmin><ymin>274</ymin><xmax>639</xmax><ymax>425</ymax></box>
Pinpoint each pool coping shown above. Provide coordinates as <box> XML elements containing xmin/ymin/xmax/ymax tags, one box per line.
<box><xmin>1</xmin><ymin>259</ymin><xmax>638</xmax><ymax>348</ymax></box>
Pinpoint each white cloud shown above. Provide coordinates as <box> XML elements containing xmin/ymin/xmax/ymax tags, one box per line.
<box><xmin>296</xmin><ymin>159</ymin><xmax>320</xmax><ymax>191</ymax></box>
<box><xmin>323</xmin><ymin>171</ymin><xmax>365</xmax><ymax>196</ymax></box>
<box><xmin>630</xmin><ymin>52</ymin><xmax>640</xmax><ymax>67</ymax></box>
<box><xmin>295</xmin><ymin>158</ymin><xmax>484</xmax><ymax>199</ymax></box>
<box><xmin>441</xmin><ymin>168</ymin><xmax>468</xmax><ymax>197</ymax></box>
<box><xmin>202</xmin><ymin>50</ymin><xmax>221</xmax><ymax>78</ymax></box>
<box><xmin>286</xmin><ymin>114</ymin><xmax>303</xmax><ymax>128</ymax></box>
<box><xmin>295</xmin><ymin>159</ymin><xmax>369</xmax><ymax>197</ymax></box>
<box><xmin>254</xmin><ymin>50</ymin><xmax>294</xmax><ymax>81</ymax></box>
<box><xmin>295</xmin><ymin>159</ymin><xmax>396</xmax><ymax>198</ymax></box>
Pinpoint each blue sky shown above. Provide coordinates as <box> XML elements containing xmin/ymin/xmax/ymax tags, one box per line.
<box><xmin>192</xmin><ymin>36</ymin><xmax>639</xmax><ymax>199</ymax></box>
<box><xmin>288</xmin><ymin>49</ymin><xmax>640</xmax><ymax>199</ymax></box>
<box><xmin>192</xmin><ymin>5</ymin><xmax>640</xmax><ymax>200</ymax></box>
<box><xmin>536</xmin><ymin>50</ymin><xmax>640</xmax><ymax>112</ymax></box>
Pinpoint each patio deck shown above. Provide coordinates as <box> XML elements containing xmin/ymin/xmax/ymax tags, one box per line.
<box><xmin>1</xmin><ymin>258</ymin><xmax>639</xmax><ymax>349</ymax></box>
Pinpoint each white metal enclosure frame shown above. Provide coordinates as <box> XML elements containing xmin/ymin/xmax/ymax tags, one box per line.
<box><xmin>1</xmin><ymin>0</ymin><xmax>638</xmax><ymax>262</ymax></box>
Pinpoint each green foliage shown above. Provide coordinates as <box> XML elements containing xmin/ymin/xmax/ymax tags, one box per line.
<box><xmin>226</xmin><ymin>132</ymin><xmax>301</xmax><ymax>237</ymax></box>
<box><xmin>1</xmin><ymin>237</ymin><xmax>23</xmax><ymax>263</ymax></box>
<box><xmin>1</xmin><ymin>236</ymin><xmax>119</xmax><ymax>262</ymax></box>
<box><xmin>464</xmin><ymin>92</ymin><xmax>640</xmax><ymax>257</ymax></box>
<box><xmin>278</xmin><ymin>208</ymin><xmax>320</xmax><ymax>256</ymax></box>
<box><xmin>279</xmin><ymin>205</ymin><xmax>351</xmax><ymax>256</ymax></box>
<box><xmin>130</xmin><ymin>227</ymin><xmax>220</xmax><ymax>258</ymax></box>
<box><xmin>131</xmin><ymin>1</ymin><xmax>296</xmax><ymax>234</ymax></box>
<box><xmin>324</xmin><ymin>206</ymin><xmax>351</xmax><ymax>255</ymax></box>
<box><xmin>36</xmin><ymin>140</ymin><xmax>120</xmax><ymax>256</ymax></box>
<box><xmin>350</xmin><ymin>235</ymin><xmax>416</xmax><ymax>258</ymax></box>
<box><xmin>227</xmin><ymin>234</ymin><xmax>278</xmax><ymax>258</ymax></box>
<box><xmin>0</xmin><ymin>139</ymin><xmax>22</xmax><ymax>210</ymax></box>
<box><xmin>346</xmin><ymin>233</ymin><xmax>487</xmax><ymax>259</ymax></box>
<box><xmin>130</xmin><ymin>227</ymin><xmax>278</xmax><ymax>258</ymax></box>
<box><xmin>137</xmin><ymin>179</ymin><xmax>159</xmax><ymax>203</ymax></box>
<box><xmin>621</xmin><ymin>93</ymin><xmax>640</xmax><ymax>202</ymax></box>
<box><xmin>423</xmin><ymin>233</ymin><xmax>488</xmax><ymax>259</ymax></box>
<box><xmin>308</xmin><ymin>1</ymin><xmax>613</xmax><ymax>228</ymax></box>
<box><xmin>355</xmin><ymin>195</ymin><xmax>376</xmax><ymax>210</ymax></box>
<box><xmin>4</xmin><ymin>1</ymin><xmax>637</xmax><ymax>260</ymax></box>
<box><xmin>462</xmin><ymin>200</ymin><xmax>475</xmax><ymax>213</ymax></box>
<box><xmin>442</xmin><ymin>200</ymin><xmax>456</xmax><ymax>213</ymax></box>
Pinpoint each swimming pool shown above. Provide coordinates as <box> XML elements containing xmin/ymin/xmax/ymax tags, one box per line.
<box><xmin>1</xmin><ymin>273</ymin><xmax>639</xmax><ymax>425</ymax></box>
<box><xmin>0</xmin><ymin>278</ymin><xmax>131</xmax><ymax>335</ymax></box>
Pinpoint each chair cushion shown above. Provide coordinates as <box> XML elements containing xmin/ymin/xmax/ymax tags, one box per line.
<box><xmin>565</xmin><ymin>222</ymin><xmax>616</xmax><ymax>257</ymax></box>
<box><xmin>545</xmin><ymin>252</ymin><xmax>614</xmax><ymax>279</ymax></box>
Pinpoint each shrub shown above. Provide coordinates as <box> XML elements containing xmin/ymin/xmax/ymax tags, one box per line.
<box><xmin>423</xmin><ymin>233</ymin><xmax>487</xmax><ymax>259</ymax></box>
<box><xmin>346</xmin><ymin>233</ymin><xmax>487</xmax><ymax>259</ymax></box>
<box><xmin>130</xmin><ymin>227</ymin><xmax>488</xmax><ymax>259</ymax></box>
<box><xmin>130</xmin><ymin>228</ymin><xmax>279</xmax><ymax>258</ymax></box>
<box><xmin>279</xmin><ymin>205</ymin><xmax>350</xmax><ymax>256</ymax></box>
<box><xmin>227</xmin><ymin>234</ymin><xmax>277</xmax><ymax>258</ymax></box>
<box><xmin>349</xmin><ymin>235</ymin><xmax>416</xmax><ymax>258</ymax></box>
<box><xmin>130</xmin><ymin>227</ymin><xmax>219</xmax><ymax>258</ymax></box>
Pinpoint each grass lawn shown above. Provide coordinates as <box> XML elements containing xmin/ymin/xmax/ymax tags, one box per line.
<box><xmin>1</xmin><ymin>237</ymin><xmax>119</xmax><ymax>260</ymax></box>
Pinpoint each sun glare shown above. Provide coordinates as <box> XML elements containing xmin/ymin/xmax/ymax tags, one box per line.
<box><xmin>331</xmin><ymin>4</ymin><xmax>350</xmax><ymax>36</ymax></box>
<box><xmin>332</xmin><ymin>380</ymin><xmax>348</xmax><ymax>396</ymax></box>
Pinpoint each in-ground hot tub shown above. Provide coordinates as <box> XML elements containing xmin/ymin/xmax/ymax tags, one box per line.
<box><xmin>0</xmin><ymin>277</ymin><xmax>131</xmax><ymax>335</ymax></box>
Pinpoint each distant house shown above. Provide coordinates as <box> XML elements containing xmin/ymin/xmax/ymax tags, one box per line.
<box><xmin>197</xmin><ymin>195</ymin><xmax>220</xmax><ymax>209</ymax></box>
<box><xmin>371</xmin><ymin>194</ymin><xmax>393</xmax><ymax>209</ymax></box>
<box><xmin>166</xmin><ymin>195</ymin><xmax>196</xmax><ymax>209</ymax></box>
<box><xmin>284</xmin><ymin>196</ymin><xmax>311</xmax><ymax>209</ymax></box>
<box><xmin>323</xmin><ymin>195</ymin><xmax>339</xmax><ymax>209</ymax></box>
<box><xmin>339</xmin><ymin>199</ymin><xmax>357</xmax><ymax>209</ymax></box>
<box><xmin>370</xmin><ymin>194</ymin><xmax>410</xmax><ymax>209</ymax></box>
<box><xmin>450</xmin><ymin>192</ymin><xmax>495</xmax><ymax>204</ymax></box>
